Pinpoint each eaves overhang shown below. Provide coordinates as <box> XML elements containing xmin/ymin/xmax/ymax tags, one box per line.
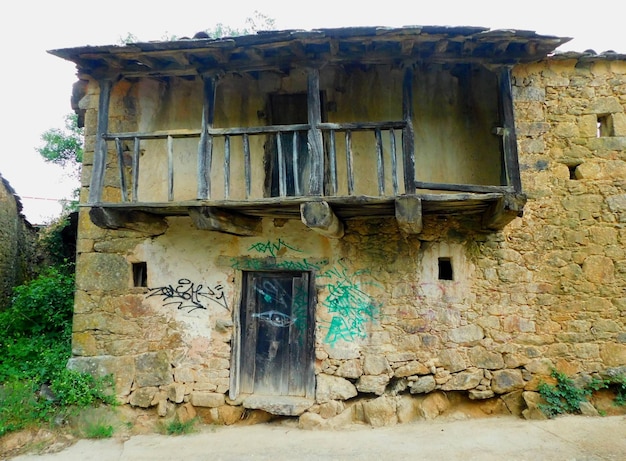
<box><xmin>48</xmin><ymin>25</ymin><xmax>571</xmax><ymax>79</ymax></box>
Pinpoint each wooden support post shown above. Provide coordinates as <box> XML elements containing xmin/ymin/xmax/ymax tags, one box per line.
<box><xmin>89</xmin><ymin>207</ymin><xmax>168</xmax><ymax>235</ymax></box>
<box><xmin>402</xmin><ymin>65</ymin><xmax>416</xmax><ymax>194</ymax></box>
<box><xmin>300</xmin><ymin>201</ymin><xmax>344</xmax><ymax>239</ymax></box>
<box><xmin>89</xmin><ymin>79</ymin><xmax>113</xmax><ymax>204</ymax></box>
<box><xmin>498</xmin><ymin>67</ymin><xmax>522</xmax><ymax>193</ymax></box>
<box><xmin>198</xmin><ymin>75</ymin><xmax>217</xmax><ymax>199</ymax></box>
<box><xmin>189</xmin><ymin>207</ymin><xmax>262</xmax><ymax>236</ymax></box>
<box><xmin>395</xmin><ymin>195</ymin><xmax>423</xmax><ymax>234</ymax></box>
<box><xmin>307</xmin><ymin>68</ymin><xmax>324</xmax><ymax>195</ymax></box>
<box><xmin>482</xmin><ymin>193</ymin><xmax>527</xmax><ymax>230</ymax></box>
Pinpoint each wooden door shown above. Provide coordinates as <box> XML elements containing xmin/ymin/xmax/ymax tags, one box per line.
<box><xmin>238</xmin><ymin>271</ymin><xmax>315</xmax><ymax>398</ymax></box>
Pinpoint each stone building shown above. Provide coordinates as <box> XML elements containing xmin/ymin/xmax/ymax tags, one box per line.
<box><xmin>0</xmin><ymin>173</ymin><xmax>36</xmax><ymax>307</ymax></box>
<box><xmin>50</xmin><ymin>26</ymin><xmax>626</xmax><ymax>425</ymax></box>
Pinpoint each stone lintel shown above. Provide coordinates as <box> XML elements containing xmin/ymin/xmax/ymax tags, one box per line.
<box><xmin>189</xmin><ymin>206</ymin><xmax>262</xmax><ymax>236</ymax></box>
<box><xmin>89</xmin><ymin>207</ymin><xmax>168</xmax><ymax>235</ymax></box>
<box><xmin>300</xmin><ymin>200</ymin><xmax>344</xmax><ymax>239</ymax></box>
<box><xmin>395</xmin><ymin>195</ymin><xmax>423</xmax><ymax>234</ymax></box>
<box><xmin>482</xmin><ymin>193</ymin><xmax>527</xmax><ymax>230</ymax></box>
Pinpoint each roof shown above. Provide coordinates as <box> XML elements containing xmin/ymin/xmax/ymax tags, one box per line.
<box><xmin>49</xmin><ymin>25</ymin><xmax>571</xmax><ymax>79</ymax></box>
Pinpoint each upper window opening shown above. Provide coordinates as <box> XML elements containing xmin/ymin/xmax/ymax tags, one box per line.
<box><xmin>132</xmin><ymin>262</ymin><xmax>148</xmax><ymax>287</ymax></box>
<box><xmin>438</xmin><ymin>257</ymin><xmax>454</xmax><ymax>281</ymax></box>
<box><xmin>597</xmin><ymin>114</ymin><xmax>614</xmax><ymax>137</ymax></box>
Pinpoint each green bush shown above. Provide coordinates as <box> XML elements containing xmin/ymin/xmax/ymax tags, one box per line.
<box><xmin>50</xmin><ymin>369</ymin><xmax>117</xmax><ymax>408</ymax></box>
<box><xmin>1</xmin><ymin>265</ymin><xmax>74</xmax><ymax>341</ymax></box>
<box><xmin>537</xmin><ymin>369</ymin><xmax>593</xmax><ymax>418</ymax></box>
<box><xmin>0</xmin><ymin>263</ymin><xmax>117</xmax><ymax>438</ymax></box>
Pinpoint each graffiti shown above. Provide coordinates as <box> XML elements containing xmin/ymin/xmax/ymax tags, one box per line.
<box><xmin>248</xmin><ymin>238</ymin><xmax>302</xmax><ymax>257</ymax></box>
<box><xmin>255</xmin><ymin>279</ymin><xmax>292</xmax><ymax>311</ymax></box>
<box><xmin>320</xmin><ymin>262</ymin><xmax>381</xmax><ymax>346</ymax></box>
<box><xmin>147</xmin><ymin>278</ymin><xmax>229</xmax><ymax>312</ymax></box>
<box><xmin>252</xmin><ymin>310</ymin><xmax>296</xmax><ymax>327</ymax></box>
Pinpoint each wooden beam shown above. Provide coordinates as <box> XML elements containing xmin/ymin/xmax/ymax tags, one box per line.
<box><xmin>189</xmin><ymin>207</ymin><xmax>262</xmax><ymax>236</ymax></box>
<box><xmin>88</xmin><ymin>79</ymin><xmax>113</xmax><ymax>204</ymax></box>
<box><xmin>498</xmin><ymin>67</ymin><xmax>522</xmax><ymax>193</ymax></box>
<box><xmin>402</xmin><ymin>66</ymin><xmax>416</xmax><ymax>194</ymax></box>
<box><xmin>307</xmin><ymin>68</ymin><xmax>324</xmax><ymax>195</ymax></box>
<box><xmin>89</xmin><ymin>207</ymin><xmax>168</xmax><ymax>235</ymax></box>
<box><xmin>395</xmin><ymin>195</ymin><xmax>423</xmax><ymax>234</ymax></box>
<box><xmin>482</xmin><ymin>193</ymin><xmax>527</xmax><ymax>230</ymax></box>
<box><xmin>198</xmin><ymin>75</ymin><xmax>217</xmax><ymax>200</ymax></box>
<box><xmin>300</xmin><ymin>201</ymin><xmax>344</xmax><ymax>239</ymax></box>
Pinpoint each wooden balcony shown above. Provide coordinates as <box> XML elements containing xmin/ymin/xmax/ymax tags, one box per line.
<box><xmin>88</xmin><ymin>117</ymin><xmax>525</xmax><ymax>238</ymax></box>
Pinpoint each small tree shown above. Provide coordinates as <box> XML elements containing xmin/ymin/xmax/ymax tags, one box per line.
<box><xmin>36</xmin><ymin>113</ymin><xmax>83</xmax><ymax>209</ymax></box>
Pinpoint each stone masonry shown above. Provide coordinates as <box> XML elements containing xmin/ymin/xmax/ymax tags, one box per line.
<box><xmin>68</xmin><ymin>53</ymin><xmax>626</xmax><ymax>427</ymax></box>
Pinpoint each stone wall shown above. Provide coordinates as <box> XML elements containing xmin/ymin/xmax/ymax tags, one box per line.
<box><xmin>69</xmin><ymin>55</ymin><xmax>626</xmax><ymax>426</ymax></box>
<box><xmin>0</xmin><ymin>173</ymin><xmax>36</xmax><ymax>308</ymax></box>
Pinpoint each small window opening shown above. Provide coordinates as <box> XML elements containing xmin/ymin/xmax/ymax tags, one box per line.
<box><xmin>568</xmin><ymin>163</ymin><xmax>581</xmax><ymax>180</ymax></box>
<box><xmin>597</xmin><ymin>114</ymin><xmax>614</xmax><ymax>137</ymax></box>
<box><xmin>132</xmin><ymin>262</ymin><xmax>148</xmax><ymax>287</ymax></box>
<box><xmin>438</xmin><ymin>257</ymin><xmax>454</xmax><ymax>281</ymax></box>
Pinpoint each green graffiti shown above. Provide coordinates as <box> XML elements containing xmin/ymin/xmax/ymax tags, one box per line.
<box><xmin>320</xmin><ymin>262</ymin><xmax>381</xmax><ymax>346</ymax></box>
<box><xmin>248</xmin><ymin>238</ymin><xmax>302</xmax><ymax>257</ymax></box>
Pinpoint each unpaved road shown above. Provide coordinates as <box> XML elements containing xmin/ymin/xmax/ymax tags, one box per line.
<box><xmin>8</xmin><ymin>415</ymin><xmax>626</xmax><ymax>461</ymax></box>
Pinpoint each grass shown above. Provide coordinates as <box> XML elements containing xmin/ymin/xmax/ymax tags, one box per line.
<box><xmin>163</xmin><ymin>417</ymin><xmax>198</xmax><ymax>435</ymax></box>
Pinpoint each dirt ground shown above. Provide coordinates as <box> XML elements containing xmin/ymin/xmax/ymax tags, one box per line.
<box><xmin>4</xmin><ymin>414</ymin><xmax>626</xmax><ymax>461</ymax></box>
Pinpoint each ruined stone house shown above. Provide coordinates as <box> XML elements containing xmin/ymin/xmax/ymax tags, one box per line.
<box><xmin>50</xmin><ymin>26</ymin><xmax>626</xmax><ymax>424</ymax></box>
<box><xmin>0</xmin><ymin>173</ymin><xmax>36</xmax><ymax>307</ymax></box>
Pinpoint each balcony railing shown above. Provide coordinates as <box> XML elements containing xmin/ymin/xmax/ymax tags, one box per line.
<box><xmin>101</xmin><ymin>120</ymin><xmax>416</xmax><ymax>204</ymax></box>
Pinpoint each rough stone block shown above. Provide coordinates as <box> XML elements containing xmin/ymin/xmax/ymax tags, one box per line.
<box><xmin>362</xmin><ymin>396</ymin><xmax>397</xmax><ymax>427</ymax></box>
<box><xmin>441</xmin><ymin>369</ymin><xmax>483</xmax><ymax>391</ymax></box>
<box><xmin>468</xmin><ymin>346</ymin><xmax>505</xmax><ymax>370</ymax></box>
<box><xmin>356</xmin><ymin>375</ymin><xmax>389</xmax><ymax>395</ymax></box>
<box><xmin>190</xmin><ymin>391</ymin><xmax>226</xmax><ymax>408</ymax></box>
<box><xmin>362</xmin><ymin>354</ymin><xmax>392</xmax><ymax>375</ymax></box>
<box><xmin>409</xmin><ymin>375</ymin><xmax>436</xmax><ymax>394</ymax></box>
<box><xmin>75</xmin><ymin>252</ymin><xmax>129</xmax><ymax>291</ymax></box>
<box><xmin>129</xmin><ymin>387</ymin><xmax>158</xmax><ymax>408</ymax></box>
<box><xmin>316</xmin><ymin>374</ymin><xmax>358</xmax><ymax>403</ymax></box>
<box><xmin>394</xmin><ymin>361</ymin><xmax>430</xmax><ymax>377</ymax></box>
<box><xmin>335</xmin><ymin>359</ymin><xmax>363</xmax><ymax>379</ymax></box>
<box><xmin>135</xmin><ymin>351</ymin><xmax>173</xmax><ymax>387</ymax></box>
<box><xmin>418</xmin><ymin>392</ymin><xmax>450</xmax><ymax>420</ymax></box>
<box><xmin>491</xmin><ymin>369</ymin><xmax>525</xmax><ymax>394</ymax></box>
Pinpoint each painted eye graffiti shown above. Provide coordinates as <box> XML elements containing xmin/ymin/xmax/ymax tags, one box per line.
<box><xmin>252</xmin><ymin>310</ymin><xmax>296</xmax><ymax>327</ymax></box>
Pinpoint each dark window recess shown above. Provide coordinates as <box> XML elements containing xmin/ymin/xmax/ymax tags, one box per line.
<box><xmin>568</xmin><ymin>163</ymin><xmax>581</xmax><ymax>180</ymax></box>
<box><xmin>597</xmin><ymin>114</ymin><xmax>614</xmax><ymax>137</ymax></box>
<box><xmin>265</xmin><ymin>93</ymin><xmax>325</xmax><ymax>197</ymax></box>
<box><xmin>438</xmin><ymin>258</ymin><xmax>454</xmax><ymax>281</ymax></box>
<box><xmin>132</xmin><ymin>262</ymin><xmax>148</xmax><ymax>287</ymax></box>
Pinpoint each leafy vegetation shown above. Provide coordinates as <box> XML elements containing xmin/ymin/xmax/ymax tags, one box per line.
<box><xmin>0</xmin><ymin>221</ymin><xmax>115</xmax><ymax>438</ymax></box>
<box><xmin>538</xmin><ymin>369</ymin><xmax>626</xmax><ymax>418</ymax></box>
<box><xmin>537</xmin><ymin>370</ymin><xmax>594</xmax><ymax>418</ymax></box>
<box><xmin>35</xmin><ymin>113</ymin><xmax>83</xmax><ymax>211</ymax></box>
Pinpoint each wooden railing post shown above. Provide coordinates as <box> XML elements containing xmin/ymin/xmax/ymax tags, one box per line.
<box><xmin>402</xmin><ymin>65</ymin><xmax>416</xmax><ymax>194</ymax></box>
<box><xmin>307</xmin><ymin>68</ymin><xmax>324</xmax><ymax>196</ymax></box>
<box><xmin>498</xmin><ymin>66</ymin><xmax>522</xmax><ymax>193</ymax></box>
<box><xmin>89</xmin><ymin>79</ymin><xmax>112</xmax><ymax>204</ymax></box>
<box><xmin>198</xmin><ymin>74</ymin><xmax>217</xmax><ymax>200</ymax></box>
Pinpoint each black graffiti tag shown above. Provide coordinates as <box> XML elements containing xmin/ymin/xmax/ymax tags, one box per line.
<box><xmin>147</xmin><ymin>278</ymin><xmax>229</xmax><ymax>312</ymax></box>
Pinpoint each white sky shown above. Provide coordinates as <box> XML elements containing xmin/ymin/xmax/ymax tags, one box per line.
<box><xmin>1</xmin><ymin>0</ymin><xmax>624</xmax><ymax>224</ymax></box>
